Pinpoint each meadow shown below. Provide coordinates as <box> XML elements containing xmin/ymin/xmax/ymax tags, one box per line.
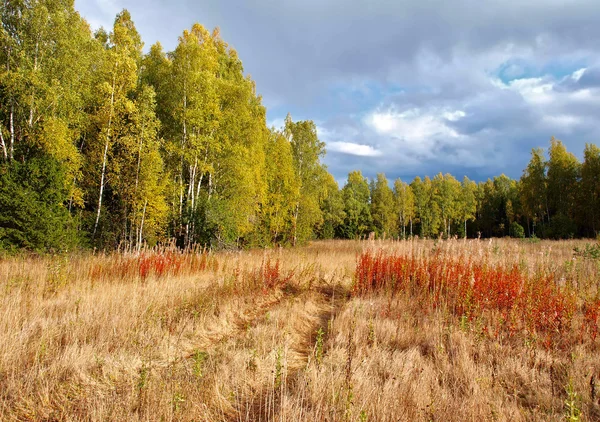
<box><xmin>1</xmin><ymin>239</ymin><xmax>599</xmax><ymax>421</ymax></box>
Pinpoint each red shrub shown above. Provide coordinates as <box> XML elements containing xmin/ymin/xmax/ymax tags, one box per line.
<box><xmin>354</xmin><ymin>250</ymin><xmax>580</xmax><ymax>346</ymax></box>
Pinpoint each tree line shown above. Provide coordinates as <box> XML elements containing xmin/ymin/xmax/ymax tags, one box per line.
<box><xmin>342</xmin><ymin>137</ymin><xmax>600</xmax><ymax>241</ymax></box>
<box><xmin>1</xmin><ymin>2</ymin><xmax>599</xmax><ymax>252</ymax></box>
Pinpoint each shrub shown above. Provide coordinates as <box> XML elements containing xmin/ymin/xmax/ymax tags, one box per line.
<box><xmin>0</xmin><ymin>153</ymin><xmax>81</xmax><ymax>252</ymax></box>
<box><xmin>510</xmin><ymin>222</ymin><xmax>525</xmax><ymax>238</ymax></box>
<box><xmin>353</xmin><ymin>250</ymin><xmax>586</xmax><ymax>346</ymax></box>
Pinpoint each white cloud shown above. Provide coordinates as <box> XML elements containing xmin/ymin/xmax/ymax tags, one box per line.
<box><xmin>507</xmin><ymin>77</ymin><xmax>554</xmax><ymax>104</ymax></box>
<box><xmin>572</xmin><ymin>68</ymin><xmax>586</xmax><ymax>81</ymax></box>
<box><xmin>365</xmin><ymin>107</ymin><xmax>463</xmax><ymax>141</ymax></box>
<box><xmin>443</xmin><ymin>110</ymin><xmax>466</xmax><ymax>121</ymax></box>
<box><xmin>489</xmin><ymin>69</ymin><xmax>600</xmax><ymax>133</ymax></box>
<box><xmin>327</xmin><ymin>141</ymin><xmax>382</xmax><ymax>157</ymax></box>
<box><xmin>542</xmin><ymin>114</ymin><xmax>582</xmax><ymax>129</ymax></box>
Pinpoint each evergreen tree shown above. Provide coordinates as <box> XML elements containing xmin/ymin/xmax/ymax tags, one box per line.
<box><xmin>0</xmin><ymin>150</ymin><xmax>80</xmax><ymax>251</ymax></box>
<box><xmin>546</xmin><ymin>138</ymin><xmax>580</xmax><ymax>238</ymax></box>
<box><xmin>580</xmin><ymin>144</ymin><xmax>600</xmax><ymax>237</ymax></box>
<box><xmin>520</xmin><ymin>147</ymin><xmax>548</xmax><ymax>236</ymax></box>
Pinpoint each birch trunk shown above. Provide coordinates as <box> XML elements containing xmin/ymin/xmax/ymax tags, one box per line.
<box><xmin>0</xmin><ymin>126</ymin><xmax>6</xmax><ymax>160</ymax></box>
<box><xmin>138</xmin><ymin>200</ymin><xmax>147</xmax><ymax>251</ymax></box>
<box><xmin>28</xmin><ymin>40</ymin><xmax>39</xmax><ymax>128</ymax></box>
<box><xmin>292</xmin><ymin>204</ymin><xmax>299</xmax><ymax>247</ymax></box>
<box><xmin>134</xmin><ymin>121</ymin><xmax>145</xmax><ymax>191</ymax></box>
<box><xmin>93</xmin><ymin>70</ymin><xmax>117</xmax><ymax>239</ymax></box>
<box><xmin>9</xmin><ymin>102</ymin><xmax>15</xmax><ymax>161</ymax></box>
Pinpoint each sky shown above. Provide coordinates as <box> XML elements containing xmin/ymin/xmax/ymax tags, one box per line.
<box><xmin>74</xmin><ymin>0</ymin><xmax>600</xmax><ymax>184</ymax></box>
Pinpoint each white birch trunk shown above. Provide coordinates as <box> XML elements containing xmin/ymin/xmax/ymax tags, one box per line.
<box><xmin>0</xmin><ymin>127</ymin><xmax>6</xmax><ymax>160</ymax></box>
<box><xmin>93</xmin><ymin>70</ymin><xmax>116</xmax><ymax>238</ymax></box>
<box><xmin>138</xmin><ymin>200</ymin><xmax>147</xmax><ymax>251</ymax></box>
<box><xmin>9</xmin><ymin>102</ymin><xmax>14</xmax><ymax>161</ymax></box>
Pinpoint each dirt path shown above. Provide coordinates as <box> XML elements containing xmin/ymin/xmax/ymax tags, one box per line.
<box><xmin>236</xmin><ymin>280</ymin><xmax>351</xmax><ymax>422</ymax></box>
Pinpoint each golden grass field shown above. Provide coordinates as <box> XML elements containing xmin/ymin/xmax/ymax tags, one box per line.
<box><xmin>1</xmin><ymin>239</ymin><xmax>599</xmax><ymax>421</ymax></box>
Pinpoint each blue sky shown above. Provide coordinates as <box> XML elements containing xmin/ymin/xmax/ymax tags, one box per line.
<box><xmin>75</xmin><ymin>0</ymin><xmax>600</xmax><ymax>184</ymax></box>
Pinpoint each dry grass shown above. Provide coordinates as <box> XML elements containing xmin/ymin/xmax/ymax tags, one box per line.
<box><xmin>1</xmin><ymin>239</ymin><xmax>599</xmax><ymax>421</ymax></box>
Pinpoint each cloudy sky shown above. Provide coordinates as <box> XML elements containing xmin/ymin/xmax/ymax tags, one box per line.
<box><xmin>75</xmin><ymin>0</ymin><xmax>600</xmax><ymax>183</ymax></box>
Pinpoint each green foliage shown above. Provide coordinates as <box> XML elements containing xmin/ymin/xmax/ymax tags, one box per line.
<box><xmin>0</xmin><ymin>152</ymin><xmax>80</xmax><ymax>252</ymax></box>
<box><xmin>318</xmin><ymin>173</ymin><xmax>345</xmax><ymax>239</ymax></box>
<box><xmin>509</xmin><ymin>222</ymin><xmax>525</xmax><ymax>238</ymax></box>
<box><xmin>573</xmin><ymin>243</ymin><xmax>600</xmax><ymax>260</ymax></box>
<box><xmin>544</xmin><ymin>214</ymin><xmax>576</xmax><ymax>239</ymax></box>
<box><xmin>192</xmin><ymin>350</ymin><xmax>209</xmax><ymax>377</ymax></box>
<box><xmin>260</xmin><ymin>129</ymin><xmax>299</xmax><ymax>245</ymax></box>
<box><xmin>564</xmin><ymin>380</ymin><xmax>582</xmax><ymax>422</ymax></box>
<box><xmin>286</xmin><ymin>115</ymin><xmax>328</xmax><ymax>245</ymax></box>
<box><xmin>580</xmin><ymin>144</ymin><xmax>600</xmax><ymax>237</ymax></box>
<box><xmin>393</xmin><ymin>178</ymin><xmax>415</xmax><ymax>239</ymax></box>
<box><xmin>370</xmin><ymin>173</ymin><xmax>396</xmax><ymax>237</ymax></box>
<box><xmin>340</xmin><ymin>171</ymin><xmax>372</xmax><ymax>239</ymax></box>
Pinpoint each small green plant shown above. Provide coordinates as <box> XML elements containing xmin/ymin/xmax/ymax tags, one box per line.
<box><xmin>192</xmin><ymin>350</ymin><xmax>208</xmax><ymax>378</ymax></box>
<box><xmin>137</xmin><ymin>364</ymin><xmax>150</xmax><ymax>391</ymax></box>
<box><xmin>574</xmin><ymin>243</ymin><xmax>600</xmax><ymax>260</ymax></box>
<box><xmin>274</xmin><ymin>347</ymin><xmax>283</xmax><ymax>389</ymax></box>
<box><xmin>367</xmin><ymin>318</ymin><xmax>375</xmax><ymax>347</ymax></box>
<box><xmin>510</xmin><ymin>222</ymin><xmax>525</xmax><ymax>238</ymax></box>
<box><xmin>172</xmin><ymin>392</ymin><xmax>185</xmax><ymax>413</ymax></box>
<box><xmin>459</xmin><ymin>314</ymin><xmax>469</xmax><ymax>332</ymax></box>
<box><xmin>564</xmin><ymin>380</ymin><xmax>582</xmax><ymax>421</ymax></box>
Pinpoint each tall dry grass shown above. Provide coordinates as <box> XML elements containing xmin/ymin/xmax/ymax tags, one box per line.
<box><xmin>0</xmin><ymin>239</ymin><xmax>599</xmax><ymax>421</ymax></box>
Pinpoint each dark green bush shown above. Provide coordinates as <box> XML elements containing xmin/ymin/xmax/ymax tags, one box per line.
<box><xmin>0</xmin><ymin>153</ymin><xmax>81</xmax><ymax>252</ymax></box>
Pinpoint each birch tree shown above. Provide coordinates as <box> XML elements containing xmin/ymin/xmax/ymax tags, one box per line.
<box><xmin>393</xmin><ymin>178</ymin><xmax>415</xmax><ymax>239</ymax></box>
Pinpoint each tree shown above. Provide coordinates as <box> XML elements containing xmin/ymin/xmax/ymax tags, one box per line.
<box><xmin>261</xmin><ymin>129</ymin><xmax>299</xmax><ymax>245</ymax></box>
<box><xmin>370</xmin><ymin>173</ymin><xmax>396</xmax><ymax>237</ymax></box>
<box><xmin>113</xmin><ymin>85</ymin><xmax>167</xmax><ymax>248</ymax></box>
<box><xmin>411</xmin><ymin>176</ymin><xmax>440</xmax><ymax>237</ymax></box>
<box><xmin>393</xmin><ymin>178</ymin><xmax>415</xmax><ymax>239</ymax></box>
<box><xmin>318</xmin><ymin>173</ymin><xmax>345</xmax><ymax>239</ymax></box>
<box><xmin>340</xmin><ymin>171</ymin><xmax>372</xmax><ymax>239</ymax></box>
<box><xmin>285</xmin><ymin>114</ymin><xmax>327</xmax><ymax>245</ymax></box>
<box><xmin>546</xmin><ymin>138</ymin><xmax>580</xmax><ymax>238</ymax></box>
<box><xmin>163</xmin><ymin>24</ymin><xmax>220</xmax><ymax>246</ymax></box>
<box><xmin>0</xmin><ymin>150</ymin><xmax>80</xmax><ymax>251</ymax></box>
<box><xmin>458</xmin><ymin>176</ymin><xmax>477</xmax><ymax>237</ymax></box>
<box><xmin>520</xmin><ymin>148</ymin><xmax>547</xmax><ymax>236</ymax></box>
<box><xmin>580</xmin><ymin>144</ymin><xmax>600</xmax><ymax>237</ymax></box>
<box><xmin>433</xmin><ymin>173</ymin><xmax>461</xmax><ymax>238</ymax></box>
<box><xmin>84</xmin><ymin>10</ymin><xmax>143</xmax><ymax>246</ymax></box>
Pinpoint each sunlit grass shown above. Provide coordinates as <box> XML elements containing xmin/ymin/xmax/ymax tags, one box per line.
<box><xmin>1</xmin><ymin>239</ymin><xmax>599</xmax><ymax>421</ymax></box>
